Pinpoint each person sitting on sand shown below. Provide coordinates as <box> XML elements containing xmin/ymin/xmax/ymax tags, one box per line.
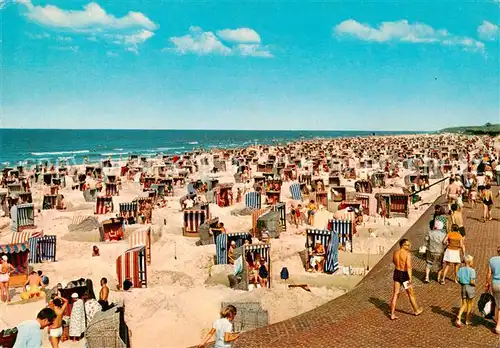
<box><xmin>47</xmin><ymin>296</ymin><xmax>68</xmax><ymax>348</ymax></box>
<box><xmin>389</xmin><ymin>239</ymin><xmax>423</xmax><ymax>320</ymax></box>
<box><xmin>309</xmin><ymin>240</ymin><xmax>326</xmax><ymax>273</ymax></box>
<box><xmin>21</xmin><ymin>271</ymin><xmax>43</xmax><ymax>301</ymax></box>
<box><xmin>92</xmin><ymin>246</ymin><xmax>100</xmax><ymax>257</ymax></box>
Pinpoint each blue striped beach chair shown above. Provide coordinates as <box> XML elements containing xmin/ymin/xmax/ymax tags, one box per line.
<box><xmin>11</xmin><ymin>203</ymin><xmax>35</xmax><ymax>233</ymax></box>
<box><xmin>305</xmin><ymin>229</ymin><xmax>339</xmax><ymax>274</ymax></box>
<box><xmin>327</xmin><ymin>219</ymin><xmax>353</xmax><ymax>252</ymax></box>
<box><xmin>28</xmin><ymin>235</ymin><xmax>57</xmax><ymax>263</ymax></box>
<box><xmin>289</xmin><ymin>183</ymin><xmax>302</xmax><ymax>201</ymax></box>
<box><xmin>245</xmin><ymin>192</ymin><xmax>261</xmax><ymax>209</ymax></box>
<box><xmin>215</xmin><ymin>232</ymin><xmax>251</xmax><ymax>265</ymax></box>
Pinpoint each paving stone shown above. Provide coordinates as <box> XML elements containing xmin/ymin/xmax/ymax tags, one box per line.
<box><xmin>233</xmin><ymin>191</ymin><xmax>500</xmax><ymax>348</ymax></box>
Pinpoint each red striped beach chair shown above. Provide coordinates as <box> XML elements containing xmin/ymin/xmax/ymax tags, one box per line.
<box><xmin>129</xmin><ymin>227</ymin><xmax>151</xmax><ymax>265</ymax></box>
<box><xmin>355</xmin><ymin>193</ymin><xmax>377</xmax><ymax>217</ymax></box>
<box><xmin>11</xmin><ymin>229</ymin><xmax>44</xmax><ymax>244</ymax></box>
<box><xmin>116</xmin><ymin>246</ymin><xmax>147</xmax><ymax>290</ymax></box>
<box><xmin>376</xmin><ymin>193</ymin><xmax>410</xmax><ymax>218</ymax></box>
<box><xmin>95</xmin><ymin>196</ymin><xmax>113</xmax><ymax>215</ymax></box>
<box><xmin>105</xmin><ymin>182</ymin><xmax>119</xmax><ymax>196</ymax></box>
<box><xmin>183</xmin><ymin>209</ymin><xmax>207</xmax><ymax>237</ymax></box>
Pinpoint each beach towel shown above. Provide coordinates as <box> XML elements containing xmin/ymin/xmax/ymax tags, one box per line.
<box><xmin>289</xmin><ymin>183</ymin><xmax>302</xmax><ymax>201</ymax></box>
<box><xmin>324</xmin><ymin>231</ymin><xmax>339</xmax><ymax>273</ymax></box>
<box><xmin>245</xmin><ymin>192</ymin><xmax>261</xmax><ymax>209</ymax></box>
<box><xmin>69</xmin><ymin>299</ymin><xmax>86</xmax><ymax>338</ymax></box>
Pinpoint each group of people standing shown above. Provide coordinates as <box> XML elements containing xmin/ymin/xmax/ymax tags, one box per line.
<box><xmin>9</xmin><ymin>277</ymin><xmax>111</xmax><ymax>348</ymax></box>
<box><xmin>390</xmin><ymin>169</ymin><xmax>499</xmax><ymax>336</ymax></box>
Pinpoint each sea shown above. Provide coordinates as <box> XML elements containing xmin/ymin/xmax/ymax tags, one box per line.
<box><xmin>0</xmin><ymin>129</ymin><xmax>423</xmax><ymax>168</ymax></box>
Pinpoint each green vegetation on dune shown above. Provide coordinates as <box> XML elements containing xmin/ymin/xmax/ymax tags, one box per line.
<box><xmin>439</xmin><ymin>123</ymin><xmax>500</xmax><ymax>136</ymax></box>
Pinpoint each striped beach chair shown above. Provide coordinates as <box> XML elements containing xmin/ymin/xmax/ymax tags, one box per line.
<box><xmin>105</xmin><ymin>182</ymin><xmax>119</xmax><ymax>196</ymax></box>
<box><xmin>355</xmin><ymin>193</ymin><xmax>377</xmax><ymax>216</ymax></box>
<box><xmin>251</xmin><ymin>207</ymin><xmax>269</xmax><ymax>237</ymax></box>
<box><xmin>245</xmin><ymin>192</ymin><xmax>261</xmax><ymax>209</ymax></box>
<box><xmin>0</xmin><ymin>243</ymin><xmax>29</xmax><ymax>288</ymax></box>
<box><xmin>42</xmin><ymin>195</ymin><xmax>57</xmax><ymax>210</ymax></box>
<box><xmin>271</xmin><ymin>203</ymin><xmax>286</xmax><ymax>232</ymax></box>
<box><xmin>129</xmin><ymin>227</ymin><xmax>151</xmax><ymax>265</ymax></box>
<box><xmin>240</xmin><ymin>243</ymin><xmax>271</xmax><ymax>290</ymax></box>
<box><xmin>305</xmin><ymin>229</ymin><xmax>339</xmax><ymax>274</ymax></box>
<box><xmin>95</xmin><ymin>196</ymin><xmax>113</xmax><ymax>215</ymax></box>
<box><xmin>11</xmin><ymin>203</ymin><xmax>35</xmax><ymax>233</ymax></box>
<box><xmin>116</xmin><ymin>246</ymin><xmax>147</xmax><ymax>289</ymax></box>
<box><xmin>99</xmin><ymin>218</ymin><xmax>124</xmax><ymax>242</ymax></box>
<box><xmin>119</xmin><ymin>202</ymin><xmax>138</xmax><ymax>223</ymax></box>
<box><xmin>183</xmin><ymin>209</ymin><xmax>207</xmax><ymax>237</ymax></box>
<box><xmin>28</xmin><ymin>235</ymin><xmax>57</xmax><ymax>264</ymax></box>
<box><xmin>376</xmin><ymin>193</ymin><xmax>409</xmax><ymax>218</ymax></box>
<box><xmin>11</xmin><ymin>229</ymin><xmax>44</xmax><ymax>244</ymax></box>
<box><xmin>289</xmin><ymin>183</ymin><xmax>302</xmax><ymax>201</ymax></box>
<box><xmin>327</xmin><ymin>219</ymin><xmax>353</xmax><ymax>252</ymax></box>
<box><xmin>215</xmin><ymin>232</ymin><xmax>251</xmax><ymax>265</ymax></box>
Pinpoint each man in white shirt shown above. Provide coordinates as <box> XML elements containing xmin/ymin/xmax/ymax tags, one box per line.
<box><xmin>14</xmin><ymin>308</ymin><xmax>56</xmax><ymax>348</ymax></box>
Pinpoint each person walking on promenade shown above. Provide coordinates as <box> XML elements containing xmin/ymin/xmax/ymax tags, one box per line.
<box><xmin>440</xmin><ymin>224</ymin><xmax>465</xmax><ymax>284</ymax></box>
<box><xmin>424</xmin><ymin>219</ymin><xmax>446</xmax><ymax>283</ymax></box>
<box><xmin>455</xmin><ymin>255</ymin><xmax>476</xmax><ymax>327</ymax></box>
<box><xmin>449</xmin><ymin>203</ymin><xmax>465</xmax><ymax>237</ymax></box>
<box><xmin>390</xmin><ymin>239</ymin><xmax>423</xmax><ymax>320</ymax></box>
<box><xmin>13</xmin><ymin>308</ymin><xmax>57</xmax><ymax>348</ymax></box>
<box><xmin>481</xmin><ymin>184</ymin><xmax>494</xmax><ymax>222</ymax></box>
<box><xmin>486</xmin><ymin>246</ymin><xmax>500</xmax><ymax>335</ymax></box>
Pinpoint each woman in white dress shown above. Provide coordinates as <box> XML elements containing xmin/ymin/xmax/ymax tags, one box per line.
<box><xmin>69</xmin><ymin>293</ymin><xmax>85</xmax><ymax>341</ymax></box>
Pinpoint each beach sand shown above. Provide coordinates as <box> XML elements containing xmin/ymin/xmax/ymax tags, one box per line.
<box><xmin>0</xmin><ymin>134</ymin><xmax>472</xmax><ymax>348</ymax></box>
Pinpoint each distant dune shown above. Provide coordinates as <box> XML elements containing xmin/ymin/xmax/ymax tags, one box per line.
<box><xmin>439</xmin><ymin>123</ymin><xmax>500</xmax><ymax>136</ymax></box>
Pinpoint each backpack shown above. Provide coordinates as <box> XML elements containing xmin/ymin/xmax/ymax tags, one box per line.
<box><xmin>478</xmin><ymin>292</ymin><xmax>496</xmax><ymax>319</ymax></box>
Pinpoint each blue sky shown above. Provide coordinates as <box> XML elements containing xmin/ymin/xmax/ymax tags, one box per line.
<box><xmin>1</xmin><ymin>0</ymin><xmax>499</xmax><ymax>131</ymax></box>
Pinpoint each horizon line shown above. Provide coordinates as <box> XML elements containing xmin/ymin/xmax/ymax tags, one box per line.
<box><xmin>0</xmin><ymin>128</ymin><xmax>432</xmax><ymax>132</ymax></box>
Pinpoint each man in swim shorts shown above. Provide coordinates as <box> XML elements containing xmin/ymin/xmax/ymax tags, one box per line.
<box><xmin>48</xmin><ymin>296</ymin><xmax>68</xmax><ymax>348</ymax></box>
<box><xmin>389</xmin><ymin>239</ymin><xmax>423</xmax><ymax>320</ymax></box>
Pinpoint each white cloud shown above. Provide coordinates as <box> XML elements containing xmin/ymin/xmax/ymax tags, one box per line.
<box><xmin>478</xmin><ymin>20</ymin><xmax>499</xmax><ymax>41</ymax></box>
<box><xmin>18</xmin><ymin>1</ymin><xmax>157</xmax><ymax>53</ymax></box>
<box><xmin>216</xmin><ymin>28</ymin><xmax>261</xmax><ymax>43</ymax></box>
<box><xmin>169</xmin><ymin>26</ymin><xmax>231</xmax><ymax>55</ymax></box>
<box><xmin>168</xmin><ymin>26</ymin><xmax>272</xmax><ymax>58</ymax></box>
<box><xmin>334</xmin><ymin>19</ymin><xmax>485</xmax><ymax>53</ymax></box>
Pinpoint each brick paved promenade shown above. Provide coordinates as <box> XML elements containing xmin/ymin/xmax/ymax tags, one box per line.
<box><xmin>234</xmin><ymin>189</ymin><xmax>500</xmax><ymax>348</ymax></box>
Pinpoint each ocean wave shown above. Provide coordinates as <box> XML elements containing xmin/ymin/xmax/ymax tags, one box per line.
<box><xmin>101</xmin><ymin>152</ymin><xmax>128</xmax><ymax>156</ymax></box>
<box><xmin>156</xmin><ymin>146</ymin><xmax>186</xmax><ymax>151</ymax></box>
<box><xmin>31</xmin><ymin>150</ymin><xmax>89</xmax><ymax>156</ymax></box>
<box><xmin>188</xmin><ymin>141</ymin><xmax>198</xmax><ymax>145</ymax></box>
<box><xmin>113</xmin><ymin>148</ymin><xmax>124</xmax><ymax>151</ymax></box>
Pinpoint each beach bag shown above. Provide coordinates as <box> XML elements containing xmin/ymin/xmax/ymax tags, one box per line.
<box><xmin>0</xmin><ymin>327</ymin><xmax>18</xmax><ymax>348</ymax></box>
<box><xmin>478</xmin><ymin>292</ymin><xmax>496</xmax><ymax>319</ymax></box>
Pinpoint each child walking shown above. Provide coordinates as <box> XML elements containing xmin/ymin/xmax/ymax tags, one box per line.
<box><xmin>455</xmin><ymin>255</ymin><xmax>476</xmax><ymax>327</ymax></box>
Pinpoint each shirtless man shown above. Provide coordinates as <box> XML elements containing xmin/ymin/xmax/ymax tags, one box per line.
<box><xmin>446</xmin><ymin>178</ymin><xmax>460</xmax><ymax>208</ymax></box>
<box><xmin>100</xmin><ymin>277</ymin><xmax>109</xmax><ymax>308</ymax></box>
<box><xmin>48</xmin><ymin>296</ymin><xmax>68</xmax><ymax>348</ymax></box>
<box><xmin>390</xmin><ymin>239</ymin><xmax>423</xmax><ymax>320</ymax></box>
<box><xmin>23</xmin><ymin>271</ymin><xmax>42</xmax><ymax>293</ymax></box>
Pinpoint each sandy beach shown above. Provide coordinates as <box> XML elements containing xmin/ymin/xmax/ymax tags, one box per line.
<box><xmin>1</xmin><ymin>133</ymin><xmax>496</xmax><ymax>348</ymax></box>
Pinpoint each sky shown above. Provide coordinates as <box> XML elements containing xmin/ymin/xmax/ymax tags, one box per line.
<box><xmin>1</xmin><ymin>0</ymin><xmax>499</xmax><ymax>131</ymax></box>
